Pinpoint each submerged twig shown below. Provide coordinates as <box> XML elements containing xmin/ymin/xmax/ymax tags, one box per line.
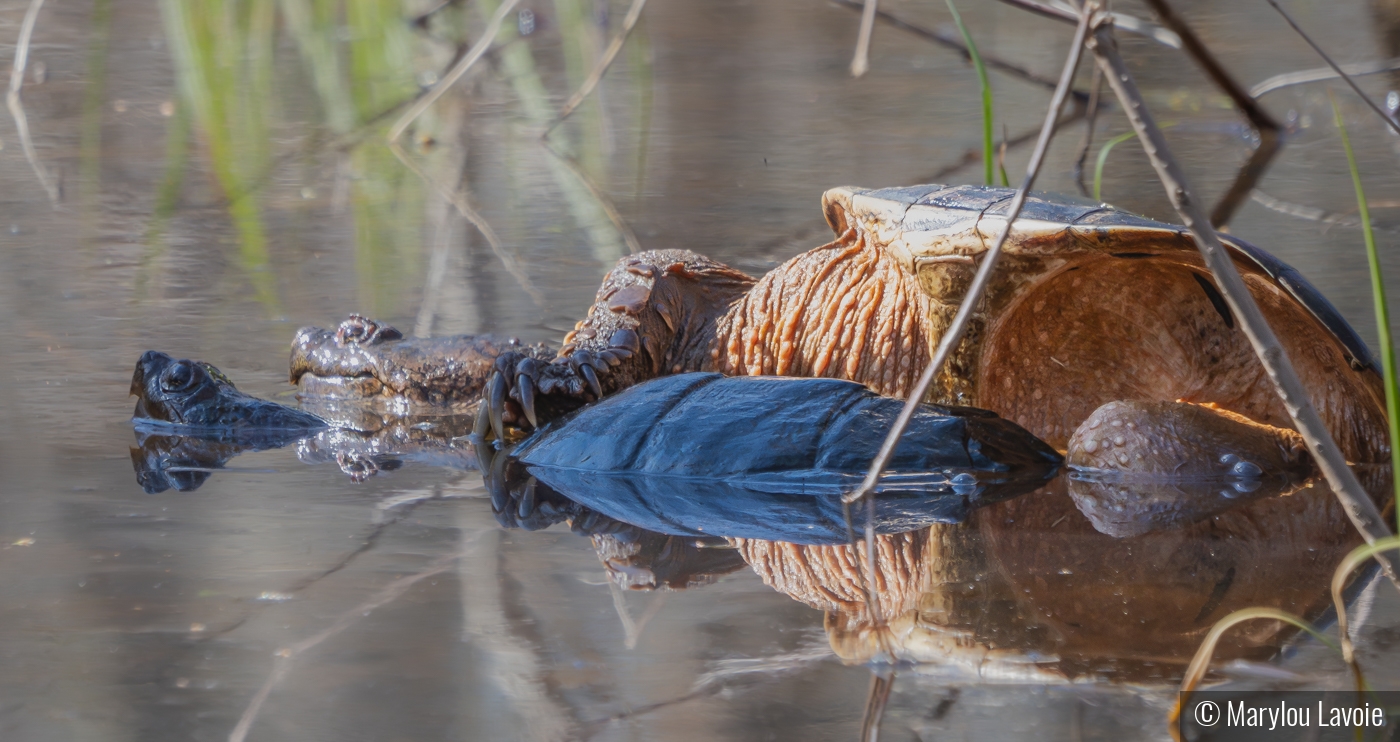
<box><xmin>1140</xmin><ymin>0</ymin><xmax>1281</xmax><ymax>228</ymax></box>
<box><xmin>847</xmin><ymin>5</ymin><xmax>1093</xmax><ymax>508</ymax></box>
<box><xmin>228</xmin><ymin>539</ymin><xmax>478</xmax><ymax>742</ymax></box>
<box><xmin>1085</xmin><ymin>13</ymin><xmax>1400</xmax><ymax>585</ymax></box>
<box><xmin>385</xmin><ymin>0</ymin><xmax>545</xmax><ymax>306</ymax></box>
<box><xmin>850</xmin><ymin>0</ymin><xmax>879</xmax><ymax>77</ymax></box>
<box><xmin>860</xmin><ymin>670</ymin><xmax>896</xmax><ymax>742</ymax></box>
<box><xmin>390</xmin><ymin>140</ymin><xmax>547</xmax><ymax>307</ymax></box>
<box><xmin>7</xmin><ymin>0</ymin><xmax>59</xmax><ymax>207</ymax></box>
<box><xmin>915</xmin><ymin>103</ymin><xmax>1086</xmax><ymax>183</ymax></box>
<box><xmin>545</xmin><ymin>0</ymin><xmax>648</xmax><ymax>135</ymax></box>
<box><xmin>541</xmin><ymin>137</ymin><xmax>643</xmax><ymax>254</ymax></box>
<box><xmin>1248</xmin><ymin>189</ymin><xmax>1400</xmax><ymax>234</ymax></box>
<box><xmin>1251</xmin><ymin>56</ymin><xmax>1400</xmax><ymax>99</ymax></box>
<box><xmin>389</xmin><ymin>0</ymin><xmax>519</xmax><ymax>143</ymax></box>
<box><xmin>1264</xmin><ymin>0</ymin><xmax>1400</xmax><ymax>138</ymax></box>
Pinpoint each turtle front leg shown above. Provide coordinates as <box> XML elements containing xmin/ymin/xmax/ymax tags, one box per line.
<box><xmin>483</xmin><ymin>250</ymin><xmax>756</xmax><ymax>439</ymax></box>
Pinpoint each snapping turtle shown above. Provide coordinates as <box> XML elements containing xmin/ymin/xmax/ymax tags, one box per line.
<box><xmin>296</xmin><ymin>184</ymin><xmax>1385</xmax><ymax>478</ymax></box>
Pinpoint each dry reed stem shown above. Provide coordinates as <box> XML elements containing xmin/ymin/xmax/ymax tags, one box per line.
<box><xmin>546</xmin><ymin>0</ymin><xmax>648</xmax><ymax>136</ymax></box>
<box><xmin>6</xmin><ymin>0</ymin><xmax>59</xmax><ymax>207</ymax></box>
<box><xmin>1170</xmin><ymin>607</ymin><xmax>1339</xmax><ymax>741</ymax></box>
<box><xmin>1332</xmin><ymin>536</ymin><xmax>1400</xmax><ymax>666</ymax></box>
<box><xmin>1084</xmin><ymin>14</ymin><xmax>1400</xmax><ymax>586</ymax></box>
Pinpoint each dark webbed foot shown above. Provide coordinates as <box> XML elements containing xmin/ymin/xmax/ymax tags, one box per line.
<box><xmin>479</xmin><ymin>328</ymin><xmax>641</xmax><ymax>438</ymax></box>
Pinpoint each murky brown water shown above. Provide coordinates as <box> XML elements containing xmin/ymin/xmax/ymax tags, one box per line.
<box><xmin>4</xmin><ymin>0</ymin><xmax>1400</xmax><ymax>739</ymax></box>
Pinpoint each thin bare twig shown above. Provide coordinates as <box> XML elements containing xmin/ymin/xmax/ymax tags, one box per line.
<box><xmin>545</xmin><ymin>0</ymin><xmax>648</xmax><ymax>136</ymax></box>
<box><xmin>1085</xmin><ymin>12</ymin><xmax>1400</xmax><ymax>586</ymax></box>
<box><xmin>847</xmin><ymin>6</ymin><xmax>1093</xmax><ymax>508</ymax></box>
<box><xmin>1140</xmin><ymin>0</ymin><xmax>1282</xmax><ymax>228</ymax></box>
<box><xmin>7</xmin><ymin>0</ymin><xmax>59</xmax><ymax>207</ymax></box>
<box><xmin>993</xmin><ymin>0</ymin><xmax>1181</xmax><ymax>48</ymax></box>
<box><xmin>851</xmin><ymin>0</ymin><xmax>879</xmax><ymax>77</ymax></box>
<box><xmin>831</xmin><ymin>0</ymin><xmax>1076</xmax><ymax>93</ymax></box>
<box><xmin>1264</xmin><ymin>0</ymin><xmax>1400</xmax><ymax>138</ymax></box>
<box><xmin>1251</xmin><ymin>57</ymin><xmax>1400</xmax><ymax>98</ymax></box>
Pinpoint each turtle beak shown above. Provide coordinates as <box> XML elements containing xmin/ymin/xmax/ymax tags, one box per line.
<box><xmin>131</xmin><ymin>351</ymin><xmax>174</xmax><ymax>397</ymax></box>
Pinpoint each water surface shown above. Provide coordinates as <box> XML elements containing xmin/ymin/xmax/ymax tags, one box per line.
<box><xmin>3</xmin><ymin>0</ymin><xmax>1400</xmax><ymax>739</ymax></box>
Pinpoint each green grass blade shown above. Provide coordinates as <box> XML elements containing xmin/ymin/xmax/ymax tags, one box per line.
<box><xmin>1333</xmin><ymin>93</ymin><xmax>1400</xmax><ymax>523</ymax></box>
<box><xmin>945</xmin><ymin>0</ymin><xmax>993</xmax><ymax>186</ymax></box>
<box><xmin>1093</xmin><ymin>131</ymin><xmax>1137</xmax><ymax>202</ymax></box>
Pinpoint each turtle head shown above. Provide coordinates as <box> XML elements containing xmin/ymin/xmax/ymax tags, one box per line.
<box><xmin>131</xmin><ymin>351</ymin><xmax>224</xmax><ymax>424</ymax></box>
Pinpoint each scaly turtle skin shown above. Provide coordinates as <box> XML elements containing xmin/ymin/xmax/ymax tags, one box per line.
<box><xmin>480</xmin><ymin>183</ymin><xmax>1384</xmax><ymax>470</ymax></box>
<box><xmin>289</xmin><ymin>314</ymin><xmax>554</xmax><ymax>411</ymax></box>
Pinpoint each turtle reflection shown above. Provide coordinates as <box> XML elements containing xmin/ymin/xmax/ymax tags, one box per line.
<box><xmin>738</xmin><ymin>472</ymin><xmax>1390</xmax><ymax>683</ymax></box>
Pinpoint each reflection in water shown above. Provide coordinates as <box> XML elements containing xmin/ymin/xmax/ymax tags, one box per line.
<box><xmin>128</xmin><ymin>387</ymin><xmax>1393</xmax><ymax>692</ymax></box>
<box><xmin>741</xmin><ymin>473</ymin><xmax>1391</xmax><ymax>684</ymax></box>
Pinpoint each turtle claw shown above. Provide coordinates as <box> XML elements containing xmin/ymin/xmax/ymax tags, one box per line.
<box><xmin>474</xmin><ymin>396</ymin><xmax>492</xmax><ymax>438</ymax></box>
<box><xmin>517</xmin><ymin>373</ymin><xmax>538</xmax><ymax>428</ymax></box>
<box><xmin>482</xmin><ymin>340</ymin><xmax>625</xmax><ymax>438</ymax></box>
<box><xmin>518</xmin><ymin>477</ymin><xmax>538</xmax><ymax>519</ymax></box>
<box><xmin>487</xmin><ymin>371</ymin><xmax>506</xmax><ymax>440</ymax></box>
<box><xmin>579</xmin><ymin>362</ymin><xmax>603</xmax><ymax>399</ymax></box>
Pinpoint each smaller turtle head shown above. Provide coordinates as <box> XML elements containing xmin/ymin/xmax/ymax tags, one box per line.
<box><xmin>130</xmin><ymin>351</ymin><xmax>225</xmax><ymax>424</ymax></box>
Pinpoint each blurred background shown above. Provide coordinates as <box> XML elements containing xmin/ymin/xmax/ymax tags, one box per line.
<box><xmin>2</xmin><ymin>0</ymin><xmax>1400</xmax><ymax>739</ymax></box>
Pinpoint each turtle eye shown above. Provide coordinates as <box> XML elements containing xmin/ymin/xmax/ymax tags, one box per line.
<box><xmin>159</xmin><ymin>361</ymin><xmax>201</xmax><ymax>394</ymax></box>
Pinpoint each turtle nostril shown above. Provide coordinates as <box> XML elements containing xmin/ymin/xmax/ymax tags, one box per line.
<box><xmin>160</xmin><ymin>361</ymin><xmax>199</xmax><ymax>393</ymax></box>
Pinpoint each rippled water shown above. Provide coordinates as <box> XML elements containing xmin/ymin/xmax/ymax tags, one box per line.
<box><xmin>4</xmin><ymin>0</ymin><xmax>1400</xmax><ymax>739</ymax></box>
